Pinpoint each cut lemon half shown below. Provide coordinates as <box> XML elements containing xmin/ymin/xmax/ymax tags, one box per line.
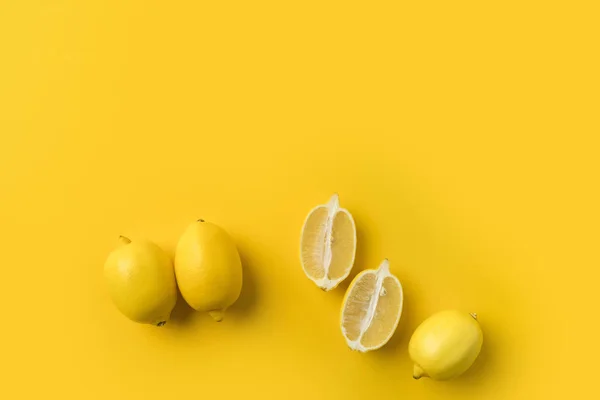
<box><xmin>300</xmin><ymin>194</ymin><xmax>357</xmax><ymax>291</ymax></box>
<box><xmin>340</xmin><ymin>259</ymin><xmax>403</xmax><ymax>352</ymax></box>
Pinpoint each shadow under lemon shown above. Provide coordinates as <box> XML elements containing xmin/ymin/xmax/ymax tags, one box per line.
<box><xmin>168</xmin><ymin>291</ymin><xmax>196</xmax><ymax>328</ymax></box>
<box><xmin>224</xmin><ymin>245</ymin><xmax>260</xmax><ymax>320</ymax></box>
<box><xmin>149</xmin><ymin>239</ymin><xmax>197</xmax><ymax>329</ymax></box>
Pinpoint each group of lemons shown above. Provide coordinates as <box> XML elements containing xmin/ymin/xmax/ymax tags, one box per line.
<box><xmin>104</xmin><ymin>220</ymin><xmax>242</xmax><ymax>325</ymax></box>
<box><xmin>104</xmin><ymin>194</ymin><xmax>482</xmax><ymax>381</ymax></box>
<box><xmin>300</xmin><ymin>194</ymin><xmax>483</xmax><ymax>380</ymax></box>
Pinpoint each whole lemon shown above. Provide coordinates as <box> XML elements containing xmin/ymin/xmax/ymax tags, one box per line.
<box><xmin>104</xmin><ymin>237</ymin><xmax>177</xmax><ymax>326</ymax></box>
<box><xmin>409</xmin><ymin>310</ymin><xmax>483</xmax><ymax>380</ymax></box>
<box><xmin>174</xmin><ymin>220</ymin><xmax>243</xmax><ymax>321</ymax></box>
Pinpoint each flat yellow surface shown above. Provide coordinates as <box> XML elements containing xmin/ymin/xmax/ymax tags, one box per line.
<box><xmin>1</xmin><ymin>1</ymin><xmax>598</xmax><ymax>399</ymax></box>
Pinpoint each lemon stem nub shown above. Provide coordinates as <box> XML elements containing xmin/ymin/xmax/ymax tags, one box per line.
<box><xmin>118</xmin><ymin>236</ymin><xmax>132</xmax><ymax>245</ymax></box>
<box><xmin>413</xmin><ymin>364</ymin><xmax>428</xmax><ymax>379</ymax></box>
<box><xmin>470</xmin><ymin>313</ymin><xmax>478</xmax><ymax>320</ymax></box>
<box><xmin>156</xmin><ymin>321</ymin><xmax>166</xmax><ymax>327</ymax></box>
<box><xmin>209</xmin><ymin>310</ymin><xmax>225</xmax><ymax>322</ymax></box>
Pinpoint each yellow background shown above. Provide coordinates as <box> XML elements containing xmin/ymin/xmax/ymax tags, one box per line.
<box><xmin>1</xmin><ymin>1</ymin><xmax>598</xmax><ymax>399</ymax></box>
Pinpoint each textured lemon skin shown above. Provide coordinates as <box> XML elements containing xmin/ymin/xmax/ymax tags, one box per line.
<box><xmin>104</xmin><ymin>239</ymin><xmax>177</xmax><ymax>326</ymax></box>
<box><xmin>409</xmin><ymin>310</ymin><xmax>483</xmax><ymax>380</ymax></box>
<box><xmin>174</xmin><ymin>221</ymin><xmax>242</xmax><ymax>321</ymax></box>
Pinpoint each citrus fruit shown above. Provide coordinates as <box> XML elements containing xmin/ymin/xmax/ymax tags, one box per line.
<box><xmin>104</xmin><ymin>236</ymin><xmax>177</xmax><ymax>326</ymax></box>
<box><xmin>340</xmin><ymin>259</ymin><xmax>403</xmax><ymax>351</ymax></box>
<box><xmin>174</xmin><ymin>220</ymin><xmax>243</xmax><ymax>322</ymax></box>
<box><xmin>409</xmin><ymin>310</ymin><xmax>483</xmax><ymax>380</ymax></box>
<box><xmin>300</xmin><ymin>194</ymin><xmax>356</xmax><ymax>291</ymax></box>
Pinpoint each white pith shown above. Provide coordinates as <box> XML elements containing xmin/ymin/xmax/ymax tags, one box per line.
<box><xmin>322</xmin><ymin>193</ymin><xmax>338</xmax><ymax>278</ymax></box>
<box><xmin>341</xmin><ymin>259</ymin><xmax>404</xmax><ymax>352</ymax></box>
<box><xmin>300</xmin><ymin>194</ymin><xmax>357</xmax><ymax>291</ymax></box>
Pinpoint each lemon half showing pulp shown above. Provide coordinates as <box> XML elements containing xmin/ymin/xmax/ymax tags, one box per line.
<box><xmin>300</xmin><ymin>194</ymin><xmax>357</xmax><ymax>291</ymax></box>
<box><xmin>340</xmin><ymin>259</ymin><xmax>403</xmax><ymax>352</ymax></box>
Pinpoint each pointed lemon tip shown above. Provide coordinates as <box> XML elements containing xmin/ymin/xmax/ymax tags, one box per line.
<box><xmin>413</xmin><ymin>364</ymin><xmax>427</xmax><ymax>380</ymax></box>
<box><xmin>378</xmin><ymin>259</ymin><xmax>390</xmax><ymax>273</ymax></box>
<box><xmin>209</xmin><ymin>310</ymin><xmax>225</xmax><ymax>322</ymax></box>
<box><xmin>327</xmin><ymin>193</ymin><xmax>340</xmax><ymax>210</ymax></box>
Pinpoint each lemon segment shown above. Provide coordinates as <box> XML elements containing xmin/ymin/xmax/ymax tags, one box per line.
<box><xmin>300</xmin><ymin>194</ymin><xmax>356</xmax><ymax>291</ymax></box>
<box><xmin>340</xmin><ymin>259</ymin><xmax>403</xmax><ymax>352</ymax></box>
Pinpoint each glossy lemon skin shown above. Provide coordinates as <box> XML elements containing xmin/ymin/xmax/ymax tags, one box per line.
<box><xmin>174</xmin><ymin>221</ymin><xmax>242</xmax><ymax>321</ymax></box>
<box><xmin>104</xmin><ymin>239</ymin><xmax>177</xmax><ymax>325</ymax></box>
<box><xmin>409</xmin><ymin>310</ymin><xmax>483</xmax><ymax>380</ymax></box>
